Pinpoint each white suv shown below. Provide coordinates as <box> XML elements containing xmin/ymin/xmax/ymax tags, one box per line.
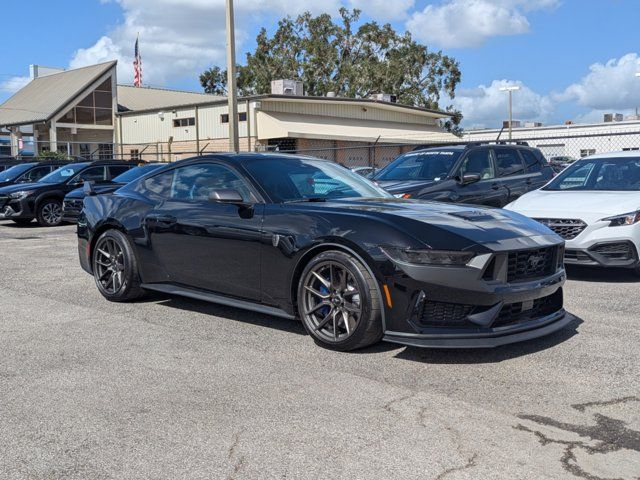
<box><xmin>505</xmin><ymin>151</ymin><xmax>640</xmax><ymax>274</ymax></box>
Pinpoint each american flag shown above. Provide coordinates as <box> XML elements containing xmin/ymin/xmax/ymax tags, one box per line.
<box><xmin>133</xmin><ymin>35</ymin><xmax>142</xmax><ymax>87</ymax></box>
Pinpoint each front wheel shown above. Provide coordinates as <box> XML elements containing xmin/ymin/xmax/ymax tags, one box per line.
<box><xmin>297</xmin><ymin>250</ymin><xmax>383</xmax><ymax>351</ymax></box>
<box><xmin>36</xmin><ymin>199</ymin><xmax>63</xmax><ymax>227</ymax></box>
<box><xmin>93</xmin><ymin>229</ymin><xmax>145</xmax><ymax>302</ymax></box>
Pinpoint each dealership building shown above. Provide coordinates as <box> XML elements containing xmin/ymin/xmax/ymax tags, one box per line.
<box><xmin>0</xmin><ymin>61</ymin><xmax>458</xmax><ymax>166</ymax></box>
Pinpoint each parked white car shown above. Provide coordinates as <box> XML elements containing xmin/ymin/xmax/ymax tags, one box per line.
<box><xmin>505</xmin><ymin>151</ymin><xmax>640</xmax><ymax>274</ymax></box>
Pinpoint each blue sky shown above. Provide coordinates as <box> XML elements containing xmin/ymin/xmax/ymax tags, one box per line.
<box><xmin>1</xmin><ymin>0</ymin><xmax>639</xmax><ymax>129</ymax></box>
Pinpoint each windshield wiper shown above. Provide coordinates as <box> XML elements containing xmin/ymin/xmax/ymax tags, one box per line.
<box><xmin>283</xmin><ymin>197</ymin><xmax>327</xmax><ymax>204</ymax></box>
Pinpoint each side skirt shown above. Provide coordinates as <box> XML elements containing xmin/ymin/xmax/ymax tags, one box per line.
<box><xmin>141</xmin><ymin>283</ymin><xmax>296</xmax><ymax>320</ymax></box>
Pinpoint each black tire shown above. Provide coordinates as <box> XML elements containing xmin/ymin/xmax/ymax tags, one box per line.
<box><xmin>11</xmin><ymin>218</ymin><xmax>33</xmax><ymax>226</ymax></box>
<box><xmin>92</xmin><ymin>229</ymin><xmax>145</xmax><ymax>302</ymax></box>
<box><xmin>36</xmin><ymin>198</ymin><xmax>63</xmax><ymax>227</ymax></box>
<box><xmin>297</xmin><ymin>250</ymin><xmax>383</xmax><ymax>351</ymax></box>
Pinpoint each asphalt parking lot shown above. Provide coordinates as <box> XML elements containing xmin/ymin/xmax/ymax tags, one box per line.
<box><xmin>0</xmin><ymin>222</ymin><xmax>638</xmax><ymax>480</ymax></box>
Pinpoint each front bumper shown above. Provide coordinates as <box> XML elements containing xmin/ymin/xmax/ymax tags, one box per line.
<box><xmin>381</xmin><ymin>237</ymin><xmax>570</xmax><ymax>348</ymax></box>
<box><xmin>384</xmin><ymin>309</ymin><xmax>575</xmax><ymax>348</ymax></box>
<box><xmin>0</xmin><ymin>195</ymin><xmax>34</xmax><ymax>220</ymax></box>
<box><xmin>564</xmin><ymin>241</ymin><xmax>639</xmax><ymax>268</ymax></box>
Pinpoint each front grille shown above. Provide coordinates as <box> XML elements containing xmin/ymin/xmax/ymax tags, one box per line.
<box><xmin>63</xmin><ymin>199</ymin><xmax>83</xmax><ymax>213</ymax></box>
<box><xmin>590</xmin><ymin>242</ymin><xmax>635</xmax><ymax>260</ymax></box>
<box><xmin>493</xmin><ymin>289</ymin><xmax>563</xmax><ymax>328</ymax></box>
<box><xmin>418</xmin><ymin>301</ymin><xmax>474</xmax><ymax>328</ymax></box>
<box><xmin>534</xmin><ymin>218</ymin><xmax>587</xmax><ymax>240</ymax></box>
<box><xmin>507</xmin><ymin>246</ymin><xmax>558</xmax><ymax>282</ymax></box>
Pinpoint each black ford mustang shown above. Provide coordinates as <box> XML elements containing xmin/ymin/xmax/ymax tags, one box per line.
<box><xmin>78</xmin><ymin>153</ymin><xmax>573</xmax><ymax>351</ymax></box>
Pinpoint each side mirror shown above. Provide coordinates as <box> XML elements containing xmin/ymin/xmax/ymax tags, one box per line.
<box><xmin>459</xmin><ymin>173</ymin><xmax>481</xmax><ymax>186</ymax></box>
<box><xmin>209</xmin><ymin>189</ymin><xmax>245</xmax><ymax>204</ymax></box>
<box><xmin>83</xmin><ymin>181</ymin><xmax>97</xmax><ymax>196</ymax></box>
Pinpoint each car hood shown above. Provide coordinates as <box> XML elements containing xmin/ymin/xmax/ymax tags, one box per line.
<box><xmin>66</xmin><ymin>182</ymin><xmax>122</xmax><ymax>199</ymax></box>
<box><xmin>375</xmin><ymin>179</ymin><xmax>438</xmax><ymax>193</ymax></box>
<box><xmin>505</xmin><ymin>189</ymin><xmax>640</xmax><ymax>223</ymax></box>
<box><xmin>295</xmin><ymin>197</ymin><xmax>558</xmax><ymax>249</ymax></box>
<box><xmin>0</xmin><ymin>182</ymin><xmax>47</xmax><ymax>194</ymax></box>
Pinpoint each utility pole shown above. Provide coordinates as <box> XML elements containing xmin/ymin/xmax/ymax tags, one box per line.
<box><xmin>225</xmin><ymin>0</ymin><xmax>240</xmax><ymax>153</ymax></box>
<box><xmin>499</xmin><ymin>86</ymin><xmax>520</xmax><ymax>141</ymax></box>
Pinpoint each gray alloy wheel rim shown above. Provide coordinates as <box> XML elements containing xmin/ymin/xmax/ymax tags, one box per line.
<box><xmin>42</xmin><ymin>202</ymin><xmax>62</xmax><ymax>225</ymax></box>
<box><xmin>302</xmin><ymin>261</ymin><xmax>362</xmax><ymax>343</ymax></box>
<box><xmin>94</xmin><ymin>237</ymin><xmax>126</xmax><ymax>295</ymax></box>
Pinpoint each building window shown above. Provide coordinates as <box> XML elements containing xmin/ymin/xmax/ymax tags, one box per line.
<box><xmin>98</xmin><ymin>144</ymin><xmax>113</xmax><ymax>160</ymax></box>
<box><xmin>220</xmin><ymin>112</ymin><xmax>247</xmax><ymax>124</ymax></box>
<box><xmin>60</xmin><ymin>78</ymin><xmax>113</xmax><ymax>126</ymax></box>
<box><xmin>173</xmin><ymin>117</ymin><xmax>195</xmax><ymax>127</ymax></box>
<box><xmin>130</xmin><ymin>149</ymin><xmax>140</xmax><ymax>161</ymax></box>
<box><xmin>580</xmin><ymin>149</ymin><xmax>596</xmax><ymax>158</ymax></box>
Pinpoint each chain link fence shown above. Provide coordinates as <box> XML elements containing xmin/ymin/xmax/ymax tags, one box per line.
<box><xmin>11</xmin><ymin>129</ymin><xmax>640</xmax><ymax>169</ymax></box>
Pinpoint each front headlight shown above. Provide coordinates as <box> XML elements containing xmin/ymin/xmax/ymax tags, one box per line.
<box><xmin>8</xmin><ymin>190</ymin><xmax>33</xmax><ymax>200</ymax></box>
<box><xmin>602</xmin><ymin>211</ymin><xmax>640</xmax><ymax>227</ymax></box>
<box><xmin>381</xmin><ymin>246</ymin><xmax>475</xmax><ymax>266</ymax></box>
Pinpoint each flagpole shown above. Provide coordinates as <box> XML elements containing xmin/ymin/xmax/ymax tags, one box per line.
<box><xmin>225</xmin><ymin>0</ymin><xmax>240</xmax><ymax>153</ymax></box>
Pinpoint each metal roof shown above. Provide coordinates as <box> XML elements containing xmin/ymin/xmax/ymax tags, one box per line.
<box><xmin>116</xmin><ymin>85</ymin><xmax>222</xmax><ymax>113</ymax></box>
<box><xmin>0</xmin><ymin>61</ymin><xmax>116</xmax><ymax>128</ymax></box>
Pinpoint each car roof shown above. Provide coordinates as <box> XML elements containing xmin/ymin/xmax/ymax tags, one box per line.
<box><xmin>581</xmin><ymin>151</ymin><xmax>640</xmax><ymax>160</ymax></box>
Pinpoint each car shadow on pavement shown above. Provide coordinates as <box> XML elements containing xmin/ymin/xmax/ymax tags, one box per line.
<box><xmin>391</xmin><ymin>315</ymin><xmax>583</xmax><ymax>364</ymax></box>
<box><xmin>154</xmin><ymin>295</ymin><xmax>307</xmax><ymax>335</ymax></box>
<box><xmin>565</xmin><ymin>265</ymin><xmax>639</xmax><ymax>283</ymax></box>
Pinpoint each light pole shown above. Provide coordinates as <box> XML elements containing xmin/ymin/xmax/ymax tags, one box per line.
<box><xmin>225</xmin><ymin>0</ymin><xmax>239</xmax><ymax>153</ymax></box>
<box><xmin>499</xmin><ymin>86</ymin><xmax>520</xmax><ymax>140</ymax></box>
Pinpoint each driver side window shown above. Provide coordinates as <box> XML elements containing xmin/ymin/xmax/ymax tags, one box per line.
<box><xmin>71</xmin><ymin>166</ymin><xmax>106</xmax><ymax>184</ymax></box>
<box><xmin>459</xmin><ymin>150</ymin><xmax>495</xmax><ymax>180</ymax></box>
<box><xmin>171</xmin><ymin>164</ymin><xmax>254</xmax><ymax>202</ymax></box>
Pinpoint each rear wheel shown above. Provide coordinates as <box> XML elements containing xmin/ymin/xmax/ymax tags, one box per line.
<box><xmin>93</xmin><ymin>229</ymin><xmax>145</xmax><ymax>302</ymax></box>
<box><xmin>297</xmin><ymin>250</ymin><xmax>383</xmax><ymax>351</ymax></box>
<box><xmin>11</xmin><ymin>218</ymin><xmax>32</xmax><ymax>226</ymax></box>
<box><xmin>36</xmin><ymin>199</ymin><xmax>63</xmax><ymax>227</ymax></box>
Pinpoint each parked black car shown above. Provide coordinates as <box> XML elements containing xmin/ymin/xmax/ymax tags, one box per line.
<box><xmin>63</xmin><ymin>163</ymin><xmax>165</xmax><ymax>223</ymax></box>
<box><xmin>0</xmin><ymin>161</ymin><xmax>70</xmax><ymax>188</ymax></box>
<box><xmin>78</xmin><ymin>153</ymin><xmax>572</xmax><ymax>351</ymax></box>
<box><xmin>374</xmin><ymin>143</ymin><xmax>554</xmax><ymax>207</ymax></box>
<box><xmin>0</xmin><ymin>160</ymin><xmax>137</xmax><ymax>226</ymax></box>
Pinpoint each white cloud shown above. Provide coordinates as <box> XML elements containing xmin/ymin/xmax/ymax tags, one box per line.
<box><xmin>349</xmin><ymin>0</ymin><xmax>414</xmax><ymax>21</ymax></box>
<box><xmin>406</xmin><ymin>0</ymin><xmax>560</xmax><ymax>48</ymax></box>
<box><xmin>0</xmin><ymin>76</ymin><xmax>31</xmax><ymax>94</ymax></box>
<box><xmin>451</xmin><ymin>79</ymin><xmax>553</xmax><ymax>129</ymax></box>
<box><xmin>71</xmin><ymin>0</ymin><xmax>342</xmax><ymax>87</ymax></box>
<box><xmin>553</xmin><ymin>53</ymin><xmax>640</xmax><ymax>111</ymax></box>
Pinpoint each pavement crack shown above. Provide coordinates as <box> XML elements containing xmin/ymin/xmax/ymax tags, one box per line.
<box><xmin>382</xmin><ymin>392</ymin><xmax>415</xmax><ymax>413</ymax></box>
<box><xmin>434</xmin><ymin>453</ymin><xmax>478</xmax><ymax>480</ymax></box>
<box><xmin>227</xmin><ymin>428</ymin><xmax>247</xmax><ymax>480</ymax></box>
<box><xmin>515</xmin><ymin>396</ymin><xmax>640</xmax><ymax>480</ymax></box>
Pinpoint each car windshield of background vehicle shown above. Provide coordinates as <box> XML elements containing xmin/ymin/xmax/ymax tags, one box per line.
<box><xmin>112</xmin><ymin>164</ymin><xmax>163</xmax><ymax>183</ymax></box>
<box><xmin>0</xmin><ymin>163</ymin><xmax>34</xmax><ymax>182</ymax></box>
<box><xmin>39</xmin><ymin>163</ymin><xmax>89</xmax><ymax>184</ymax></box>
<box><xmin>374</xmin><ymin>151</ymin><xmax>461</xmax><ymax>182</ymax></box>
<box><xmin>244</xmin><ymin>157</ymin><xmax>392</xmax><ymax>203</ymax></box>
<box><xmin>544</xmin><ymin>158</ymin><xmax>640</xmax><ymax>191</ymax></box>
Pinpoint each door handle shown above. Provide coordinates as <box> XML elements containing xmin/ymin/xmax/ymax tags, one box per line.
<box><xmin>147</xmin><ymin>214</ymin><xmax>177</xmax><ymax>226</ymax></box>
<box><xmin>491</xmin><ymin>183</ymin><xmax>500</xmax><ymax>190</ymax></box>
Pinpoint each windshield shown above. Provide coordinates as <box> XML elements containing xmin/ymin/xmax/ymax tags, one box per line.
<box><xmin>113</xmin><ymin>164</ymin><xmax>164</xmax><ymax>183</ymax></box>
<box><xmin>374</xmin><ymin>150</ymin><xmax>461</xmax><ymax>182</ymax></box>
<box><xmin>243</xmin><ymin>156</ymin><xmax>392</xmax><ymax>203</ymax></box>
<box><xmin>39</xmin><ymin>163</ymin><xmax>89</xmax><ymax>184</ymax></box>
<box><xmin>0</xmin><ymin>163</ymin><xmax>35</xmax><ymax>182</ymax></box>
<box><xmin>544</xmin><ymin>157</ymin><xmax>640</xmax><ymax>191</ymax></box>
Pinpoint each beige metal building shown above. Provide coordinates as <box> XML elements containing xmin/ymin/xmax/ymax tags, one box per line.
<box><xmin>0</xmin><ymin>61</ymin><xmax>458</xmax><ymax>166</ymax></box>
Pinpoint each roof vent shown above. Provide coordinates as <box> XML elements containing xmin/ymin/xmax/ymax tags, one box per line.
<box><xmin>30</xmin><ymin>64</ymin><xmax>65</xmax><ymax>80</ymax></box>
<box><xmin>270</xmin><ymin>79</ymin><xmax>304</xmax><ymax>96</ymax></box>
<box><xmin>369</xmin><ymin>93</ymin><xmax>397</xmax><ymax>103</ymax></box>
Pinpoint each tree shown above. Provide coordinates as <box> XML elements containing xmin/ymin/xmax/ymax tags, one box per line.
<box><xmin>200</xmin><ymin>8</ymin><xmax>463</xmax><ymax>132</ymax></box>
